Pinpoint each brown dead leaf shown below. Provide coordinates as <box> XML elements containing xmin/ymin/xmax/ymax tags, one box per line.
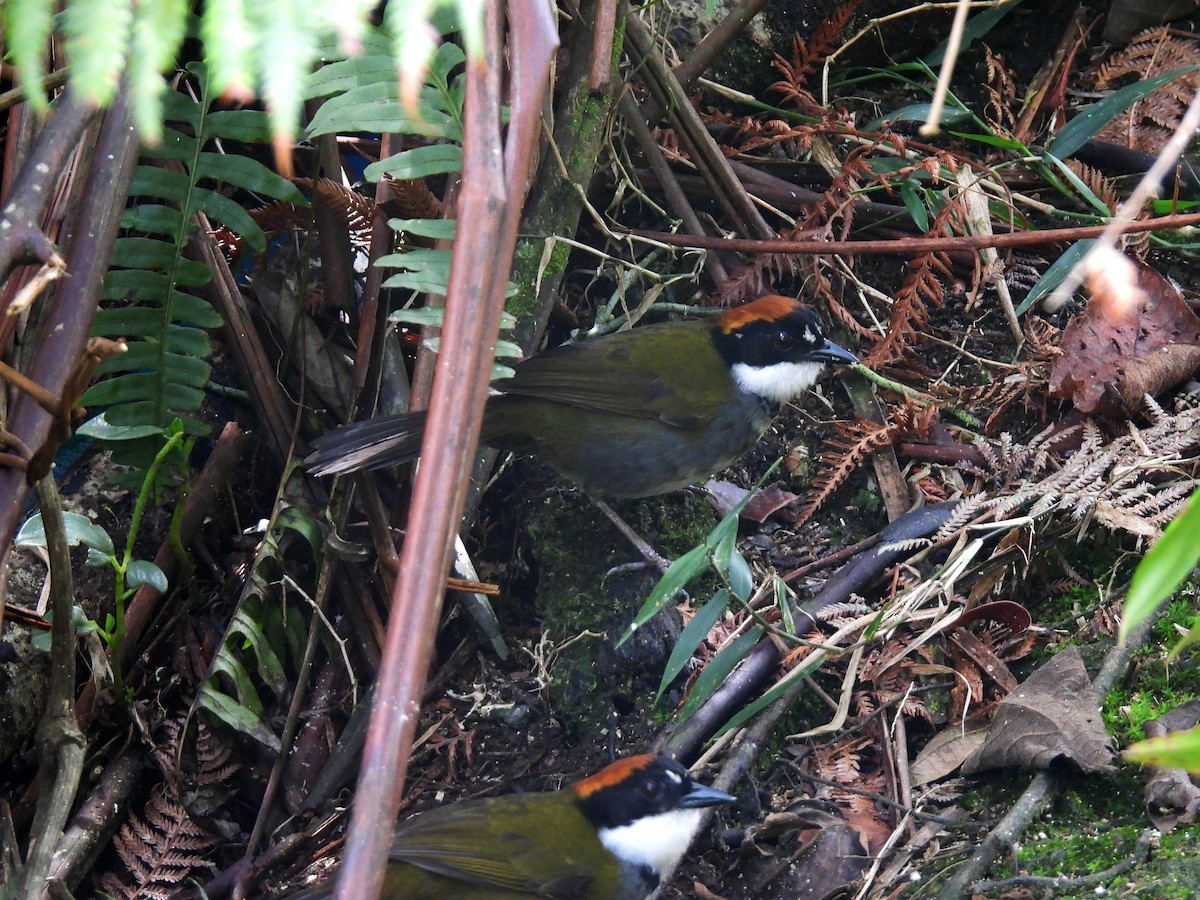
<box><xmin>742</xmin><ymin>485</ymin><xmax>801</xmax><ymax>522</ymax></box>
<box><xmin>1141</xmin><ymin>699</ymin><xmax>1200</xmax><ymax>832</ymax></box>
<box><xmin>784</xmin><ymin>809</ymin><xmax>870</xmax><ymax>899</ymax></box>
<box><xmin>961</xmin><ymin>645</ymin><xmax>1115</xmax><ymax>774</ymax></box>
<box><xmin>910</xmin><ymin>723</ymin><xmax>989</xmax><ymax>786</ymax></box>
<box><xmin>1049</xmin><ymin>253</ymin><xmax>1200</xmax><ymax>413</ymax></box>
<box><xmin>947</xmin><ymin>628</ymin><xmax>1019</xmax><ymax>693</ymax></box>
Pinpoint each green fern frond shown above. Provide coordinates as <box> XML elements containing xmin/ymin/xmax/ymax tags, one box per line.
<box><xmin>62</xmin><ymin>0</ymin><xmax>134</xmax><ymax>108</ymax></box>
<box><xmin>304</xmin><ymin>38</ymin><xmax>464</xmax><ymax>141</ymax></box>
<box><xmin>197</xmin><ymin>509</ymin><xmax>317</xmax><ymax>751</ymax></box>
<box><xmin>84</xmin><ymin>63</ymin><xmax>305</xmax><ymax>456</ymax></box>
<box><xmin>128</xmin><ymin>0</ymin><xmax>190</xmax><ymax>142</ymax></box>
<box><xmin>4</xmin><ymin>0</ymin><xmax>56</xmax><ymax>114</ymax></box>
<box><xmin>200</xmin><ymin>0</ymin><xmax>255</xmax><ymax>99</ymax></box>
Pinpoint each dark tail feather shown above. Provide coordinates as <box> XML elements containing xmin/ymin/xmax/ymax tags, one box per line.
<box><xmin>305</xmin><ymin>411</ymin><xmax>428</xmax><ymax>476</ymax></box>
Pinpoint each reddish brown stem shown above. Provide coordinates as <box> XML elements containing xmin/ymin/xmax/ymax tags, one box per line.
<box><xmin>628</xmin><ymin>210</ymin><xmax>1200</xmax><ymax>254</ymax></box>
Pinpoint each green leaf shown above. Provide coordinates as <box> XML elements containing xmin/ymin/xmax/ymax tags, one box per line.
<box><xmin>774</xmin><ymin>576</ymin><xmax>795</xmax><ymax>634</ymax></box>
<box><xmin>377</xmin><ymin>247</ymin><xmax>454</xmax><ymax>272</ymax></box>
<box><xmin>110</xmin><ymin>241</ymin><xmax>212</xmax><ymax>287</ymax></box>
<box><xmin>866</xmin><ymin>103</ymin><xmax>972</xmax><ymax>131</ymax></box>
<box><xmin>947</xmin><ymin>130</ymin><xmax>1028</xmax><ymax>151</ymax></box>
<box><xmin>104</xmin><ymin>404</ymin><xmax>209</xmax><ymax>436</ymax></box>
<box><xmin>727</xmin><ymin>550</ymin><xmax>754</xmax><ymax>601</ymax></box>
<box><xmin>17</xmin><ymin>512</ymin><xmax>116</xmax><ymax>556</ymax></box>
<box><xmin>127</xmin><ymin>560</ymin><xmax>169</xmax><ymax>592</ymax></box>
<box><xmin>97</xmin><ymin>347</ymin><xmax>211</xmax><ymax>387</ymax></box>
<box><xmin>1047</xmin><ymin>65</ymin><xmax>1200</xmax><ymax>159</ymax></box>
<box><xmin>495</xmin><ymin>339</ymin><xmax>522</xmax><ymax>360</ymax></box>
<box><xmin>900</xmin><ymin>181</ymin><xmax>930</xmax><ymax>232</ymax></box>
<box><xmin>195</xmin><ymin>153</ymin><xmax>308</xmax><ymax>202</ymax></box>
<box><xmin>924</xmin><ymin>0</ymin><xmax>1026</xmax><ymax>67</ymax></box>
<box><xmin>305</xmin><ymin>82</ymin><xmax>457</xmax><ymax>139</ymax></box>
<box><xmin>620</xmin><ymin>491</ymin><xmax>756</xmax><ymax>645</ymax></box>
<box><xmin>1016</xmin><ymin>240</ymin><xmax>1095</xmax><ymax>315</ymax></box>
<box><xmin>204</xmin><ymin>109</ymin><xmax>273</xmax><ymax>142</ymax></box>
<box><xmin>618</xmin><ymin>543</ymin><xmax>710</xmax><ymax>646</ymax></box>
<box><xmin>366</xmin><ymin>144</ymin><xmax>464</xmax><ymax>181</ymax></box>
<box><xmin>305</xmin><ymin>55</ymin><xmax>398</xmax><ymax>99</ymax></box>
<box><xmin>1043</xmin><ymin>152</ymin><xmax>1112</xmax><ymax>215</ymax></box>
<box><xmin>1121</xmin><ymin>489</ymin><xmax>1200</xmax><ymax>641</ymax></box>
<box><xmin>93</xmin><ymin>297</ymin><xmax>224</xmax><ymax>331</ymax></box>
<box><xmin>381</xmin><ymin>270</ymin><xmax>454</xmax><ymax>294</ymax></box>
<box><xmin>677</xmin><ymin>626</ymin><xmax>763</xmax><ymax>722</ymax></box>
<box><xmin>388</xmin><ymin>217</ymin><xmax>458</xmax><ymax>240</ymax></box>
<box><xmin>276</xmin><ymin>506</ymin><xmax>324</xmax><ymax>559</ymax></box>
<box><xmin>251</xmin><ymin>0</ymin><xmax>316</xmax><ymax>143</ymax></box>
<box><xmin>656</xmin><ymin>590</ymin><xmax>730</xmax><ymax>700</ymax></box>
<box><xmin>1151</xmin><ymin>199</ymin><xmax>1200</xmax><ymax>214</ymax></box>
<box><xmin>1124</xmin><ymin>725</ymin><xmax>1200</xmax><ymax>773</ymax></box>
<box><xmin>191</xmin><ymin>186</ymin><xmax>268</xmax><ymax>250</ymax></box>
<box><xmin>229</xmin><ymin>608</ymin><xmax>288</xmax><ymax>697</ymax></box>
<box><xmin>428</xmin><ymin>35</ymin><xmax>467</xmax><ymax>84</ymax></box>
<box><xmin>389</xmin><ymin>304</ymin><xmax>517</xmax><ymax>330</ymax></box>
<box><xmin>77</xmin><ymin>414</ymin><xmax>168</xmax><ymax>441</ymax></box>
<box><xmin>129</xmin><ymin>165</ymin><xmax>194</xmax><ymax>202</ymax></box>
<box><xmin>82</xmin><ymin>372</ymin><xmax>205</xmax><ymax>409</ymax></box>
<box><xmin>198</xmin><ymin>683</ymin><xmax>281</xmax><ymax>751</ymax></box>
<box><xmin>209</xmin><ymin>653</ymin><xmax>263</xmax><ymax>713</ymax></box>
<box><xmin>717</xmin><ymin>649</ymin><xmax>830</xmax><ymax>735</ymax></box>
<box><xmin>121</xmin><ymin>204</ymin><xmax>187</xmax><ymax>237</ymax></box>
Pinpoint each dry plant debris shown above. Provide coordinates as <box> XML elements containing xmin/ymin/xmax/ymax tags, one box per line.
<box><xmin>5</xmin><ymin>3</ymin><xmax>1200</xmax><ymax>899</ymax></box>
<box><xmin>1050</xmin><ymin>252</ymin><xmax>1200</xmax><ymax>414</ymax></box>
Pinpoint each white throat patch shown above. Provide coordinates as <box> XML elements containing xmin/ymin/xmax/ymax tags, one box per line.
<box><xmin>731</xmin><ymin>360</ymin><xmax>825</xmax><ymax>405</ymax></box>
<box><xmin>598</xmin><ymin>807</ymin><xmax>704</xmax><ymax>878</ymax></box>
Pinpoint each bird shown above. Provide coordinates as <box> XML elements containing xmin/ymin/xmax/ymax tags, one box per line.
<box><xmin>289</xmin><ymin>754</ymin><xmax>734</xmax><ymax>899</ymax></box>
<box><xmin>306</xmin><ymin>295</ymin><xmax>857</xmax><ymax>497</ymax></box>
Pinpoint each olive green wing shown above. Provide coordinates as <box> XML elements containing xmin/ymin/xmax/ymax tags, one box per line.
<box><xmin>388</xmin><ymin>796</ymin><xmax>608</xmax><ymax>898</ymax></box>
<box><xmin>495</xmin><ymin>322</ymin><xmax>730</xmax><ymax>428</ymax></box>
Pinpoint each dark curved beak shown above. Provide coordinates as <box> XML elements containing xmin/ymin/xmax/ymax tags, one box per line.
<box><xmin>679</xmin><ymin>783</ymin><xmax>736</xmax><ymax>810</ymax></box>
<box><xmin>807</xmin><ymin>338</ymin><xmax>858</xmax><ymax>367</ymax></box>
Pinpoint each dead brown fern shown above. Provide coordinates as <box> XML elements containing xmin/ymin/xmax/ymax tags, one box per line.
<box><xmin>941</xmin><ymin>316</ymin><xmax>1060</xmax><ymax>433</ymax></box>
<box><xmin>1063</xmin><ymin>159</ymin><xmax>1119</xmax><ymax>215</ymax></box>
<box><xmin>981</xmin><ymin>46</ymin><xmax>1018</xmax><ymax>138</ymax></box>
<box><xmin>715</xmin><ymin>112</ymin><xmax>818</xmax><ymax>158</ymax></box>
<box><xmin>864</xmin><ymin>197</ymin><xmax>968</xmax><ymax>367</ymax></box>
<box><xmin>795</xmin><ymin>401</ymin><xmax>937</xmax><ymax>527</ymax></box>
<box><xmin>717</xmin><ymin>149</ymin><xmax>874</xmax><ymax>308</ymax></box>
<box><xmin>933</xmin><ymin>402</ymin><xmax>1200</xmax><ymax>544</ymax></box>
<box><xmin>239</xmin><ymin>177</ymin><xmax>376</xmax><ymax>258</ymax></box>
<box><xmin>769</xmin><ymin>0</ymin><xmax>863</xmax><ymax>117</ymax></box>
<box><xmin>99</xmin><ymin>719</ymin><xmax>239</xmax><ymax>900</ymax></box>
<box><xmin>1094</xmin><ymin>26</ymin><xmax>1200</xmax><ymax>151</ymax></box>
<box><xmin>307</xmin><ymin>177</ymin><xmax>375</xmax><ymax>246</ymax></box>
<box><xmin>382</xmin><ymin>174</ymin><xmax>443</xmax><ymax>221</ymax></box>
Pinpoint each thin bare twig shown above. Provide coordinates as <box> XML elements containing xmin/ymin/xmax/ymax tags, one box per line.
<box><xmin>629</xmin><ymin>209</ymin><xmax>1200</xmax><ymax>254</ymax></box>
<box><xmin>16</xmin><ymin>477</ymin><xmax>85</xmax><ymax>899</ymax></box>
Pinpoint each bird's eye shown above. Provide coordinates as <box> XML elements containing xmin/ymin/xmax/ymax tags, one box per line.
<box><xmin>640</xmin><ymin>778</ymin><xmax>666</xmax><ymax>801</ymax></box>
<box><xmin>773</xmin><ymin>329</ymin><xmax>795</xmax><ymax>350</ymax></box>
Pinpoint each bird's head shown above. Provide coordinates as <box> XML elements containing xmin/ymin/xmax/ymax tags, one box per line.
<box><xmin>712</xmin><ymin>295</ymin><xmax>858</xmax><ymax>405</ymax></box>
